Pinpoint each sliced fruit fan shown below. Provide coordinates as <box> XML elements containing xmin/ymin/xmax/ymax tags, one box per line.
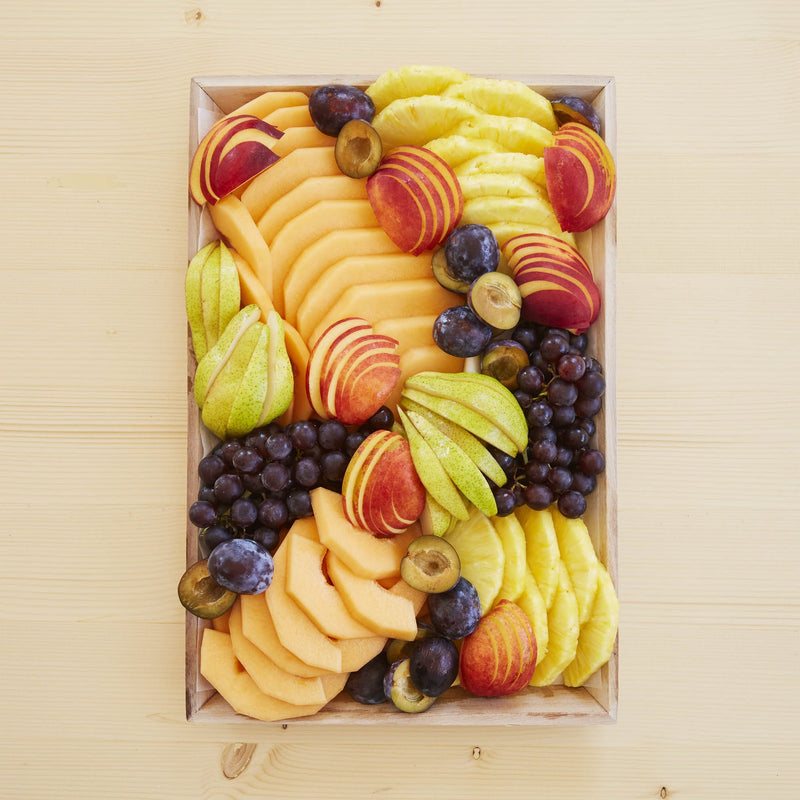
<box><xmin>181</xmin><ymin>65</ymin><xmax>619</xmax><ymax>723</ymax></box>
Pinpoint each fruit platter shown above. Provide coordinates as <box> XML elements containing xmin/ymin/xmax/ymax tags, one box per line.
<box><xmin>182</xmin><ymin>68</ymin><xmax>618</xmax><ymax>725</ymax></box>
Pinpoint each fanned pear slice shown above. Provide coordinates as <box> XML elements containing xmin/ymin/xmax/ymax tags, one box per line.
<box><xmin>367</xmin><ymin>65</ymin><xmax>471</xmax><ymax>112</ymax></box>
<box><xmin>515</xmin><ymin>505</ymin><xmax>560</xmax><ymax>610</ymax></box>
<box><xmin>419</xmin><ymin>492</ymin><xmax>456</xmax><ymax>537</ymax></box>
<box><xmin>443</xmin><ymin>78</ymin><xmax>557</xmax><ymax>132</ymax></box>
<box><xmin>403</xmin><ymin>408</ymin><xmax>497</xmax><ymax>517</ymax></box>
<box><xmin>257</xmin><ymin>310</ymin><xmax>294</xmax><ymax>426</ymax></box>
<box><xmin>450</xmin><ymin>114</ymin><xmax>555</xmax><ymax>157</ymax></box>
<box><xmin>443</xmin><ymin>505</ymin><xmax>505</xmax><ymax>616</ymax></box>
<box><xmin>225</xmin><ymin>323</ymin><xmax>271</xmax><ymax>438</ymax></box>
<box><xmin>563</xmin><ymin>565</ymin><xmax>619</xmax><ymax>687</ymax></box>
<box><xmin>397</xmin><ymin>397</ymin><xmax>507</xmax><ymax>487</ymax></box>
<box><xmin>373</xmin><ymin>95</ymin><xmax>482</xmax><ymax>149</ymax></box>
<box><xmin>423</xmin><ymin>134</ymin><xmax>506</xmax><ymax>169</ymax></box>
<box><xmin>530</xmin><ymin>560</ymin><xmax>580</xmax><ymax>686</ymax></box>
<box><xmin>551</xmin><ymin>506</ymin><xmax>600</xmax><ymax>626</ymax></box>
<box><xmin>404</xmin><ymin>372</ymin><xmax>528</xmax><ymax>453</ymax></box>
<box><xmin>492</xmin><ymin>513</ymin><xmax>528</xmax><ymax>603</ymax></box>
<box><xmin>185</xmin><ymin>241</ymin><xmax>219</xmax><ymax>362</ymax></box>
<box><xmin>396</xmin><ymin>407</ymin><xmax>469</xmax><ymax>521</ymax></box>
<box><xmin>400</xmin><ymin>387</ymin><xmax>517</xmax><ymax>456</ymax></box>
<box><xmin>515</xmin><ymin>570</ymin><xmax>549</xmax><ymax>666</ymax></box>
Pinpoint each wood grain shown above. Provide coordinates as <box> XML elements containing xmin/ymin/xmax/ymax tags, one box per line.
<box><xmin>1</xmin><ymin>0</ymin><xmax>799</xmax><ymax>798</ymax></box>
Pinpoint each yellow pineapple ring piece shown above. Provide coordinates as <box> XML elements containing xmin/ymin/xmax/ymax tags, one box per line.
<box><xmin>366</xmin><ymin>65</ymin><xmax>471</xmax><ymax>113</ymax></box>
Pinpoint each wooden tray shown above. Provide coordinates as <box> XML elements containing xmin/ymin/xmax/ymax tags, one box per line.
<box><xmin>185</xmin><ymin>74</ymin><xmax>618</xmax><ymax>725</ymax></box>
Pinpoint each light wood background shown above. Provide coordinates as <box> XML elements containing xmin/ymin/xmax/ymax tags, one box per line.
<box><xmin>2</xmin><ymin>1</ymin><xmax>798</xmax><ymax>798</ymax></box>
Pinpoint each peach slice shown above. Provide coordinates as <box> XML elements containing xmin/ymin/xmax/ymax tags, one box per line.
<box><xmin>543</xmin><ymin>121</ymin><xmax>616</xmax><ymax>232</ymax></box>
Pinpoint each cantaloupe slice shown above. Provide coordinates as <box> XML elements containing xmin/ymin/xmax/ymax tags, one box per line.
<box><xmin>280</xmin><ymin>319</ymin><xmax>314</xmax><ymax>423</ymax></box>
<box><xmin>238</xmin><ymin>592</ymin><xmax>332</xmax><ymax>678</ymax></box>
<box><xmin>325</xmin><ymin>552</ymin><xmax>419</xmax><ymax>640</ymax></box>
<box><xmin>307</xmin><ymin>278</ymin><xmax>456</xmax><ymax>348</ymax></box>
<box><xmin>373</xmin><ymin>315</ymin><xmax>438</xmax><ymax>354</ymax></box>
<box><xmin>282</xmin><ymin>227</ymin><xmax>402</xmax><ymax>325</ymax></box>
<box><xmin>295</xmin><ymin>254</ymin><xmax>433</xmax><ymax>342</ymax></box>
<box><xmin>284</xmin><ymin>526</ymin><xmax>377</xmax><ymax>640</ymax></box>
<box><xmin>272</xmin><ymin>126</ymin><xmax>335</xmax><ymax>158</ymax></box>
<box><xmin>265</xmin><ymin>545</ymin><xmax>344</xmax><ymax>673</ymax></box>
<box><xmin>227</xmin><ymin>598</ymin><xmax>330</xmax><ymax>706</ymax></box>
<box><xmin>263</xmin><ymin>104</ymin><xmax>313</xmax><ymax>129</ymax></box>
<box><xmin>226</xmin><ymin>90</ymin><xmax>308</xmax><ymax>122</ymax></box>
<box><xmin>270</xmin><ymin>199</ymin><xmax>380</xmax><ymax>314</ymax></box>
<box><xmin>240</xmin><ymin>146</ymin><xmax>340</xmax><ymax>221</ymax></box>
<box><xmin>211</xmin><ymin>606</ymin><xmax>233</xmax><ymax>634</ymax></box>
<box><xmin>208</xmin><ymin>194</ymin><xmax>272</xmax><ymax>295</ymax></box>
<box><xmin>310</xmin><ymin>486</ymin><xmax>421</xmax><ymax>580</ymax></box>
<box><xmin>200</xmin><ymin>629</ymin><xmax>325</xmax><ymax>722</ymax></box>
<box><xmin>257</xmin><ymin>175</ymin><xmax>368</xmax><ymax>245</ymax></box>
<box><xmin>231</xmin><ymin>249</ymin><xmax>274</xmax><ymax>318</ymax></box>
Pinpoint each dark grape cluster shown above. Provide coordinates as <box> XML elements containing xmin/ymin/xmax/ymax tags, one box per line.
<box><xmin>189</xmin><ymin>407</ymin><xmax>397</xmax><ymax>559</ymax></box>
<box><xmin>484</xmin><ymin>323</ymin><xmax>607</xmax><ymax>519</ymax></box>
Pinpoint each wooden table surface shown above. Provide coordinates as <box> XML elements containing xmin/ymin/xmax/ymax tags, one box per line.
<box><xmin>3</xmin><ymin>1</ymin><xmax>798</xmax><ymax>798</ymax></box>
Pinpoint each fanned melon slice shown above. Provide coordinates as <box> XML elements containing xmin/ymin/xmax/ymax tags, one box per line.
<box><xmin>325</xmin><ymin>552</ymin><xmax>419</xmax><ymax>640</ymax></box>
<box><xmin>240</xmin><ymin>146</ymin><xmax>340</xmax><ymax>221</ymax></box>
<box><xmin>281</xmin><ymin>320</ymin><xmax>314</xmax><ymax>423</ymax></box>
<box><xmin>307</xmin><ymin>278</ymin><xmax>455</xmax><ymax>348</ymax></box>
<box><xmin>257</xmin><ymin>175</ymin><xmax>368</xmax><ymax>245</ymax></box>
<box><xmin>231</xmin><ymin>249</ymin><xmax>274</xmax><ymax>318</ymax></box>
<box><xmin>295</xmin><ymin>254</ymin><xmax>432</xmax><ymax>341</ymax></box>
<box><xmin>283</xmin><ymin>227</ymin><xmax>402</xmax><ymax>325</ymax></box>
<box><xmin>265</xmin><ymin>545</ymin><xmax>344</xmax><ymax>673</ymax></box>
<box><xmin>227</xmin><ymin>89</ymin><xmax>308</xmax><ymax>121</ymax></box>
<box><xmin>238</xmin><ymin>592</ymin><xmax>331</xmax><ymax>678</ymax></box>
<box><xmin>208</xmin><ymin>194</ymin><xmax>273</xmax><ymax>295</ymax></box>
<box><xmin>263</xmin><ymin>104</ymin><xmax>313</xmax><ymax>129</ymax></box>
<box><xmin>200</xmin><ymin>629</ymin><xmax>325</xmax><ymax>722</ymax></box>
<box><xmin>284</xmin><ymin>526</ymin><xmax>377</xmax><ymax>640</ymax></box>
<box><xmin>227</xmin><ymin>598</ymin><xmax>329</xmax><ymax>705</ymax></box>
<box><xmin>310</xmin><ymin>486</ymin><xmax>421</xmax><ymax>580</ymax></box>
<box><xmin>270</xmin><ymin>199</ymin><xmax>380</xmax><ymax>314</ymax></box>
<box><xmin>272</xmin><ymin>126</ymin><xmax>335</xmax><ymax>157</ymax></box>
<box><xmin>373</xmin><ymin>315</ymin><xmax>437</xmax><ymax>354</ymax></box>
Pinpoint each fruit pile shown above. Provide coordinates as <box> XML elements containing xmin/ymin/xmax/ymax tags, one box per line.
<box><xmin>180</xmin><ymin>65</ymin><xmax>618</xmax><ymax>722</ymax></box>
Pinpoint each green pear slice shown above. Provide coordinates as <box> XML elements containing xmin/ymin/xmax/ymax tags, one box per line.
<box><xmin>202</xmin><ymin>322</ymin><xmax>262</xmax><ymax>439</ymax></box>
<box><xmin>399</xmin><ymin>387</ymin><xmax>517</xmax><ymax>456</ymax></box>
<box><xmin>404</xmin><ymin>372</ymin><xmax>528</xmax><ymax>452</ymax></box>
<box><xmin>396</xmin><ymin>407</ymin><xmax>469</xmax><ymax>521</ymax></box>
<box><xmin>199</xmin><ymin>244</ymin><xmax>222</xmax><ymax>352</ymax></box>
<box><xmin>226</xmin><ymin>323</ymin><xmax>271</xmax><ymax>438</ymax></box>
<box><xmin>185</xmin><ymin>240</ymin><xmax>218</xmax><ymax>361</ymax></box>
<box><xmin>397</xmin><ymin>398</ymin><xmax>508</xmax><ymax>486</ymax></box>
<box><xmin>193</xmin><ymin>304</ymin><xmax>262</xmax><ymax>407</ymax></box>
<box><xmin>403</xmin><ymin>409</ymin><xmax>497</xmax><ymax>517</ymax></box>
<box><xmin>217</xmin><ymin>240</ymin><xmax>242</xmax><ymax>340</ymax></box>
<box><xmin>258</xmin><ymin>310</ymin><xmax>294</xmax><ymax>426</ymax></box>
<box><xmin>419</xmin><ymin>493</ymin><xmax>456</xmax><ymax>538</ymax></box>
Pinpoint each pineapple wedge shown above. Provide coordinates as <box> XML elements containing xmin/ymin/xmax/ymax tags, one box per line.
<box><xmin>551</xmin><ymin>508</ymin><xmax>600</xmax><ymax>627</ymax></box>
<box><xmin>516</xmin><ymin>506</ymin><xmax>560</xmax><ymax>610</ymax></box>
<box><xmin>515</xmin><ymin>569</ymin><xmax>549</xmax><ymax>666</ymax></box>
<box><xmin>530</xmin><ymin>560</ymin><xmax>580</xmax><ymax>686</ymax></box>
<box><xmin>563</xmin><ymin>565</ymin><xmax>619</xmax><ymax>687</ymax></box>
<box><xmin>372</xmin><ymin>95</ymin><xmax>481</xmax><ymax>149</ymax></box>
<box><xmin>366</xmin><ymin>65</ymin><xmax>471</xmax><ymax>113</ymax></box>
<box><xmin>492</xmin><ymin>513</ymin><xmax>528</xmax><ymax>603</ymax></box>
<box><xmin>443</xmin><ymin>506</ymin><xmax>505</xmax><ymax>616</ymax></box>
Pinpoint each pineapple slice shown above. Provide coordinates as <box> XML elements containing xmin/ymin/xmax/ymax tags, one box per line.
<box><xmin>443</xmin><ymin>506</ymin><xmax>505</xmax><ymax>616</ymax></box>
<box><xmin>563</xmin><ymin>564</ymin><xmax>619</xmax><ymax>687</ymax></box>
<box><xmin>458</xmin><ymin>172</ymin><xmax>546</xmax><ymax>203</ymax></box>
<box><xmin>443</xmin><ymin>78</ymin><xmax>557</xmax><ymax>132</ymax></box>
<box><xmin>516</xmin><ymin>506</ymin><xmax>560</xmax><ymax>610</ymax></box>
<box><xmin>454</xmin><ymin>151</ymin><xmax>546</xmax><ymax>187</ymax></box>
<box><xmin>373</xmin><ymin>95</ymin><xmax>482</xmax><ymax>149</ymax></box>
<box><xmin>493</xmin><ymin>513</ymin><xmax>528</xmax><ymax>603</ymax></box>
<box><xmin>515</xmin><ymin>569</ymin><xmax>549</xmax><ymax>666</ymax></box>
<box><xmin>461</xmin><ymin>195</ymin><xmax>561</xmax><ymax>232</ymax></box>
<box><xmin>551</xmin><ymin>508</ymin><xmax>600</xmax><ymax>627</ymax></box>
<box><xmin>450</xmin><ymin>114</ymin><xmax>554</xmax><ymax>157</ymax></box>
<box><xmin>423</xmin><ymin>134</ymin><xmax>506</xmax><ymax>169</ymax></box>
<box><xmin>530</xmin><ymin>560</ymin><xmax>580</xmax><ymax>686</ymax></box>
<box><xmin>366</xmin><ymin>65</ymin><xmax>471</xmax><ymax>113</ymax></box>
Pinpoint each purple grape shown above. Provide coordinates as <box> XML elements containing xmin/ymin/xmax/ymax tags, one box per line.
<box><xmin>318</xmin><ymin>420</ymin><xmax>347</xmax><ymax>451</ymax></box>
<box><xmin>230</xmin><ymin>497</ymin><xmax>259</xmax><ymax>528</ymax></box>
<box><xmin>579</xmin><ymin>449</ymin><xmax>606</xmax><ymax>476</ymax></box>
<box><xmin>557</xmin><ymin>490</ymin><xmax>587</xmax><ymax>519</ymax></box>
<box><xmin>198</xmin><ymin>454</ymin><xmax>225</xmax><ymax>486</ymax></box>
<box><xmin>232</xmin><ymin>447</ymin><xmax>265</xmax><ymax>474</ymax></box>
<box><xmin>213</xmin><ymin>474</ymin><xmax>244</xmax><ymax>505</ymax></box>
<box><xmin>524</xmin><ymin>483</ymin><xmax>554</xmax><ymax>510</ymax></box>
<box><xmin>260</xmin><ymin>461</ymin><xmax>291</xmax><ymax>493</ymax></box>
<box><xmin>293</xmin><ymin>456</ymin><xmax>321</xmax><ymax>488</ymax></box>
<box><xmin>266</xmin><ymin>431</ymin><xmax>293</xmax><ymax>461</ymax></box>
<box><xmin>189</xmin><ymin>500</ymin><xmax>218</xmax><ymax>528</ymax></box>
<box><xmin>257</xmin><ymin>497</ymin><xmax>289</xmax><ymax>530</ymax></box>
